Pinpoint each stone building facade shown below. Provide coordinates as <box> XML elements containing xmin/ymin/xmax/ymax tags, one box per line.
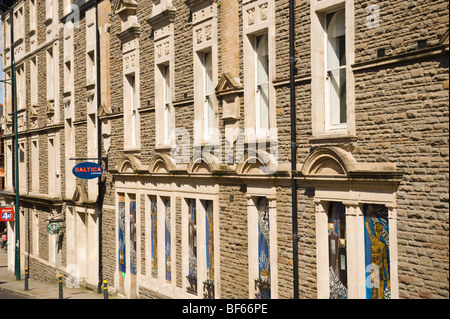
<box><xmin>1</xmin><ymin>0</ymin><xmax>111</xmax><ymax>291</ymax></box>
<box><xmin>1</xmin><ymin>0</ymin><xmax>448</xmax><ymax>299</ymax></box>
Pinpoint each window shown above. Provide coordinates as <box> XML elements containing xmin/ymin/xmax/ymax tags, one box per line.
<box><xmin>19</xmin><ymin>141</ymin><xmax>26</xmax><ymax>191</ymax></box>
<box><xmin>29</xmin><ymin>0</ymin><xmax>37</xmax><ymax>32</ymax></box>
<box><xmin>14</xmin><ymin>6</ymin><xmax>24</xmax><ymax>40</ymax></box>
<box><xmin>127</xmin><ymin>75</ymin><xmax>137</xmax><ymax>148</ymax></box>
<box><xmin>31</xmin><ymin>138</ymin><xmax>39</xmax><ymax>192</ymax></box>
<box><xmin>255</xmin><ymin>34</ymin><xmax>269</xmax><ymax>136</ymax></box>
<box><xmin>30</xmin><ymin>57</ymin><xmax>38</xmax><ymax>105</ymax></box>
<box><xmin>183</xmin><ymin>198</ymin><xmax>216</xmax><ymax>298</ymax></box>
<box><xmin>47</xmin><ymin>49</ymin><xmax>54</xmax><ymax>100</ymax></box>
<box><xmin>187</xmin><ymin>199</ymin><xmax>198</xmax><ymax>294</ymax></box>
<box><xmin>87</xmin><ymin>114</ymin><xmax>97</xmax><ymax>157</ymax></box>
<box><xmin>203</xmin><ymin>52</ymin><xmax>214</xmax><ymax>141</ymax></box>
<box><xmin>162</xmin><ymin>65</ymin><xmax>172</xmax><ymax>145</ymax></box>
<box><xmin>255</xmin><ymin>197</ymin><xmax>270</xmax><ymax>299</ymax></box>
<box><xmin>4</xmin><ymin>17</ymin><xmax>10</xmax><ymax>48</ymax></box>
<box><xmin>163</xmin><ymin>197</ymin><xmax>172</xmax><ymax>282</ymax></box>
<box><xmin>32</xmin><ymin>209</ymin><xmax>39</xmax><ymax>255</ymax></box>
<box><xmin>118</xmin><ymin>194</ymin><xmax>126</xmax><ymax>293</ymax></box>
<box><xmin>65</xmin><ymin>115</ymin><xmax>75</xmax><ymax>198</ymax></box>
<box><xmin>242</xmin><ymin>0</ymin><xmax>275</xmax><ymax>142</ymax></box>
<box><xmin>64</xmin><ymin>61</ymin><xmax>72</xmax><ymax>93</ymax></box>
<box><xmin>248</xmin><ymin>194</ymin><xmax>277</xmax><ymax>299</ymax></box>
<box><xmin>204</xmin><ymin>200</ymin><xmax>214</xmax><ymax>292</ymax></box>
<box><xmin>363</xmin><ymin>204</ymin><xmax>391</xmax><ymax>299</ymax></box>
<box><xmin>310</xmin><ymin>0</ymin><xmax>355</xmax><ymax>137</ymax></box>
<box><xmin>48</xmin><ymin>138</ymin><xmax>55</xmax><ymax>194</ymax></box>
<box><xmin>16</xmin><ymin>65</ymin><xmax>25</xmax><ymax>110</ymax></box>
<box><xmin>328</xmin><ymin>202</ymin><xmax>347</xmax><ymax>299</ymax></box>
<box><xmin>150</xmin><ymin>196</ymin><xmax>158</xmax><ymax>278</ymax></box>
<box><xmin>46</xmin><ymin>0</ymin><xmax>54</xmax><ymax>21</ymax></box>
<box><xmin>87</xmin><ymin>51</ymin><xmax>95</xmax><ymax>85</ymax></box>
<box><xmin>325</xmin><ymin>10</ymin><xmax>346</xmax><ymax>130</ymax></box>
<box><xmin>315</xmin><ymin>200</ymin><xmax>397</xmax><ymax>299</ymax></box>
<box><xmin>6</xmin><ymin>143</ymin><xmax>12</xmax><ymax>189</ymax></box>
<box><xmin>130</xmin><ymin>196</ymin><xmax>137</xmax><ymax>276</ymax></box>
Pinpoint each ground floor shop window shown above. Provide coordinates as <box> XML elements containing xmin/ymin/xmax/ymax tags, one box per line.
<box><xmin>256</xmin><ymin>197</ymin><xmax>271</xmax><ymax>299</ymax></box>
<box><xmin>118</xmin><ymin>194</ymin><xmax>126</xmax><ymax>288</ymax></box>
<box><xmin>328</xmin><ymin>201</ymin><xmax>347</xmax><ymax>299</ymax></box>
<box><xmin>204</xmin><ymin>200</ymin><xmax>215</xmax><ymax>298</ymax></box>
<box><xmin>187</xmin><ymin>199</ymin><xmax>198</xmax><ymax>294</ymax></box>
<box><xmin>150</xmin><ymin>196</ymin><xmax>158</xmax><ymax>278</ymax></box>
<box><xmin>363</xmin><ymin>204</ymin><xmax>390</xmax><ymax>299</ymax></box>
<box><xmin>164</xmin><ymin>197</ymin><xmax>172</xmax><ymax>282</ymax></box>
<box><xmin>130</xmin><ymin>196</ymin><xmax>137</xmax><ymax>276</ymax></box>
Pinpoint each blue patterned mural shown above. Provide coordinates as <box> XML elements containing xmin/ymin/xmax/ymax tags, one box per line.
<box><xmin>364</xmin><ymin>204</ymin><xmax>390</xmax><ymax>299</ymax></box>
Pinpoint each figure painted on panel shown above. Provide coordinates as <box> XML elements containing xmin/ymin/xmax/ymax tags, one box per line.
<box><xmin>364</xmin><ymin>204</ymin><xmax>390</xmax><ymax>299</ymax></box>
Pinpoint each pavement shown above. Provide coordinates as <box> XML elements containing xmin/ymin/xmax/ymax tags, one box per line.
<box><xmin>0</xmin><ymin>251</ymin><xmax>119</xmax><ymax>299</ymax></box>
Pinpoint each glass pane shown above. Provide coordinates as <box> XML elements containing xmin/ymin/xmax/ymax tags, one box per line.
<box><xmin>164</xmin><ymin>198</ymin><xmax>171</xmax><ymax>282</ymax></box>
<box><xmin>150</xmin><ymin>197</ymin><xmax>158</xmax><ymax>277</ymax></box>
<box><xmin>130</xmin><ymin>198</ymin><xmax>137</xmax><ymax>275</ymax></box>
<box><xmin>258</xmin><ymin>83</ymin><xmax>269</xmax><ymax>133</ymax></box>
<box><xmin>327</xmin><ymin>10</ymin><xmax>346</xmax><ymax>69</ymax></box>
<box><xmin>118</xmin><ymin>195</ymin><xmax>126</xmax><ymax>291</ymax></box>
<box><xmin>256</xmin><ymin>35</ymin><xmax>269</xmax><ymax>85</ymax></box>
<box><xmin>205</xmin><ymin>200</ymin><xmax>214</xmax><ymax>282</ymax></box>
<box><xmin>326</xmin><ymin>10</ymin><xmax>347</xmax><ymax>126</ymax></box>
<box><xmin>364</xmin><ymin>204</ymin><xmax>390</xmax><ymax>299</ymax></box>
<box><xmin>188</xmin><ymin>199</ymin><xmax>197</xmax><ymax>293</ymax></box>
<box><xmin>328</xmin><ymin>201</ymin><xmax>347</xmax><ymax>299</ymax></box>
<box><xmin>204</xmin><ymin>52</ymin><xmax>213</xmax><ymax>95</ymax></box>
<box><xmin>205</xmin><ymin>96</ymin><xmax>214</xmax><ymax>138</ymax></box>
<box><xmin>164</xmin><ymin>65</ymin><xmax>171</xmax><ymax>103</ymax></box>
<box><xmin>328</xmin><ymin>68</ymin><xmax>347</xmax><ymax>125</ymax></box>
<box><xmin>164</xmin><ymin>104</ymin><xmax>171</xmax><ymax>143</ymax></box>
<box><xmin>257</xmin><ymin>197</ymin><xmax>270</xmax><ymax>299</ymax></box>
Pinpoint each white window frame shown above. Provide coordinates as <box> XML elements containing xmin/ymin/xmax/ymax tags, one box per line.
<box><xmin>5</xmin><ymin>141</ymin><xmax>13</xmax><ymax>190</ymax></box>
<box><xmin>31</xmin><ymin>136</ymin><xmax>39</xmax><ymax>193</ymax></box>
<box><xmin>47</xmin><ymin>48</ymin><xmax>54</xmax><ymax>101</ymax></box>
<box><xmin>181</xmin><ymin>196</ymin><xmax>218</xmax><ymax>299</ymax></box>
<box><xmin>46</xmin><ymin>0</ymin><xmax>54</xmax><ymax>22</ymax></box>
<box><xmin>32</xmin><ymin>208</ymin><xmax>39</xmax><ymax>256</ymax></box>
<box><xmin>13</xmin><ymin>5</ymin><xmax>24</xmax><ymax>41</ymax></box>
<box><xmin>161</xmin><ymin>63</ymin><xmax>173</xmax><ymax>146</ymax></box>
<box><xmin>242</xmin><ymin>0</ymin><xmax>276</xmax><ymax>143</ymax></box>
<box><xmin>18</xmin><ymin>139</ymin><xmax>27</xmax><ymax>192</ymax></box>
<box><xmin>324</xmin><ymin>9</ymin><xmax>347</xmax><ymax>132</ymax></box>
<box><xmin>246</xmin><ymin>186</ymin><xmax>278</xmax><ymax>299</ymax></box>
<box><xmin>310</xmin><ymin>0</ymin><xmax>355</xmax><ymax>138</ymax></box>
<box><xmin>16</xmin><ymin>64</ymin><xmax>25</xmax><ymax>110</ymax></box>
<box><xmin>87</xmin><ymin>50</ymin><xmax>96</xmax><ymax>86</ymax></box>
<box><xmin>129</xmin><ymin>74</ymin><xmax>138</xmax><ymax>148</ymax></box>
<box><xmin>255</xmin><ymin>33</ymin><xmax>270</xmax><ymax>137</ymax></box>
<box><xmin>29</xmin><ymin>0</ymin><xmax>37</xmax><ymax>32</ymax></box>
<box><xmin>30</xmin><ymin>57</ymin><xmax>38</xmax><ymax>106</ymax></box>
<box><xmin>48</xmin><ymin>136</ymin><xmax>56</xmax><ymax>195</ymax></box>
<box><xmin>202</xmin><ymin>51</ymin><xmax>215</xmax><ymax>141</ymax></box>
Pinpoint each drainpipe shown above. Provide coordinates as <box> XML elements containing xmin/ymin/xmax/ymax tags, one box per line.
<box><xmin>289</xmin><ymin>0</ymin><xmax>299</xmax><ymax>299</ymax></box>
<box><xmin>9</xmin><ymin>3</ymin><xmax>21</xmax><ymax>281</ymax></box>
<box><xmin>95</xmin><ymin>0</ymin><xmax>104</xmax><ymax>294</ymax></box>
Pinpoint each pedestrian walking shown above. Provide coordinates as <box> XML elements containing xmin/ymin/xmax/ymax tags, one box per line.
<box><xmin>2</xmin><ymin>230</ymin><xmax>7</xmax><ymax>253</ymax></box>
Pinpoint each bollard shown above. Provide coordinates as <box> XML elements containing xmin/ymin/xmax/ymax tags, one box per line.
<box><xmin>103</xmin><ymin>280</ymin><xmax>108</xmax><ymax>299</ymax></box>
<box><xmin>24</xmin><ymin>267</ymin><xmax>29</xmax><ymax>291</ymax></box>
<box><xmin>58</xmin><ymin>274</ymin><xmax>63</xmax><ymax>299</ymax></box>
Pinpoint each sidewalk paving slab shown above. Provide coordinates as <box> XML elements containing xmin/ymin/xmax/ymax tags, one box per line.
<box><xmin>0</xmin><ymin>252</ymin><xmax>118</xmax><ymax>299</ymax></box>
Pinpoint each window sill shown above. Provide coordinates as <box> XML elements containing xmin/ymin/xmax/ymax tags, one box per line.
<box><xmin>309</xmin><ymin>133</ymin><xmax>357</xmax><ymax>146</ymax></box>
<box><xmin>123</xmin><ymin>147</ymin><xmax>141</xmax><ymax>155</ymax></box>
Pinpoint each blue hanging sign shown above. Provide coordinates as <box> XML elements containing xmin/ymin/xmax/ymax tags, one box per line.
<box><xmin>72</xmin><ymin>162</ymin><xmax>103</xmax><ymax>180</ymax></box>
